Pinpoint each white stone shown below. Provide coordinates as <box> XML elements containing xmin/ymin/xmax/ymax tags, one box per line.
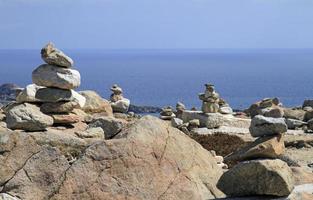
<box><xmin>110</xmin><ymin>98</ymin><xmax>130</xmax><ymax>113</ymax></box>
<box><xmin>32</xmin><ymin>64</ymin><xmax>80</xmax><ymax>89</ymax></box>
<box><xmin>16</xmin><ymin>84</ymin><xmax>43</xmax><ymax>103</ymax></box>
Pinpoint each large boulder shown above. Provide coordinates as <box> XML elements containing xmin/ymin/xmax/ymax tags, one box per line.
<box><xmin>41</xmin><ymin>42</ymin><xmax>73</xmax><ymax>68</ymax></box>
<box><xmin>249</xmin><ymin>115</ymin><xmax>287</xmax><ymax>137</ymax></box>
<box><xmin>15</xmin><ymin>84</ymin><xmax>42</xmax><ymax>103</ymax></box>
<box><xmin>225</xmin><ymin>135</ymin><xmax>285</xmax><ymax>162</ymax></box>
<box><xmin>79</xmin><ymin>90</ymin><xmax>113</xmax><ymax>115</ymax></box>
<box><xmin>110</xmin><ymin>98</ymin><xmax>130</xmax><ymax>113</ymax></box>
<box><xmin>217</xmin><ymin>159</ymin><xmax>294</xmax><ymax>197</ymax></box>
<box><xmin>88</xmin><ymin>116</ymin><xmax>123</xmax><ymax>139</ymax></box>
<box><xmin>182</xmin><ymin>111</ymin><xmax>223</xmax><ymax>129</ymax></box>
<box><xmin>32</xmin><ymin>64</ymin><xmax>80</xmax><ymax>89</ymax></box>
<box><xmin>5</xmin><ymin>103</ymin><xmax>53</xmax><ymax>131</ymax></box>
<box><xmin>36</xmin><ymin>88</ymin><xmax>86</xmax><ymax>108</ymax></box>
<box><xmin>51</xmin><ymin>116</ymin><xmax>224</xmax><ymax>199</ymax></box>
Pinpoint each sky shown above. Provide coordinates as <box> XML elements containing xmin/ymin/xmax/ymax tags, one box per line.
<box><xmin>0</xmin><ymin>0</ymin><xmax>313</xmax><ymax>49</ymax></box>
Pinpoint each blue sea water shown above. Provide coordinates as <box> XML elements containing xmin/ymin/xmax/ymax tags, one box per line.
<box><xmin>0</xmin><ymin>49</ymin><xmax>313</xmax><ymax>110</ymax></box>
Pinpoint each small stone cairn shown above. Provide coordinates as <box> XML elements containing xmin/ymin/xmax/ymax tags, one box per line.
<box><xmin>5</xmin><ymin>42</ymin><xmax>86</xmax><ymax>131</ymax></box>
<box><xmin>199</xmin><ymin>83</ymin><xmax>233</xmax><ymax>114</ymax></box>
<box><xmin>109</xmin><ymin>84</ymin><xmax>130</xmax><ymax>113</ymax></box>
<box><xmin>246</xmin><ymin>97</ymin><xmax>284</xmax><ymax>118</ymax></box>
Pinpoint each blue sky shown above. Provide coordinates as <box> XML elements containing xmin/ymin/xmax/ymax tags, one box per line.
<box><xmin>0</xmin><ymin>0</ymin><xmax>313</xmax><ymax>49</ymax></box>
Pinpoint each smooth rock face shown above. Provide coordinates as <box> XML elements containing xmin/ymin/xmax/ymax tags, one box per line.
<box><xmin>225</xmin><ymin>135</ymin><xmax>285</xmax><ymax>162</ymax></box>
<box><xmin>79</xmin><ymin>90</ymin><xmax>113</xmax><ymax>115</ymax></box>
<box><xmin>110</xmin><ymin>98</ymin><xmax>130</xmax><ymax>113</ymax></box>
<box><xmin>182</xmin><ymin>111</ymin><xmax>223</xmax><ymax>128</ymax></box>
<box><xmin>41</xmin><ymin>42</ymin><xmax>73</xmax><ymax>67</ymax></box>
<box><xmin>40</xmin><ymin>101</ymin><xmax>79</xmax><ymax>114</ymax></box>
<box><xmin>35</xmin><ymin>88</ymin><xmax>86</xmax><ymax>108</ymax></box>
<box><xmin>88</xmin><ymin>116</ymin><xmax>123</xmax><ymax>139</ymax></box>
<box><xmin>249</xmin><ymin>115</ymin><xmax>287</xmax><ymax>137</ymax></box>
<box><xmin>15</xmin><ymin>84</ymin><xmax>42</xmax><ymax>103</ymax></box>
<box><xmin>5</xmin><ymin>103</ymin><xmax>53</xmax><ymax>131</ymax></box>
<box><xmin>32</xmin><ymin>64</ymin><xmax>80</xmax><ymax>89</ymax></box>
<box><xmin>51</xmin><ymin>116</ymin><xmax>224</xmax><ymax>199</ymax></box>
<box><xmin>217</xmin><ymin>159</ymin><xmax>294</xmax><ymax>197</ymax></box>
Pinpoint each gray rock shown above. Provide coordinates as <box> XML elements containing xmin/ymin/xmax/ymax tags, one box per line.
<box><xmin>217</xmin><ymin>159</ymin><xmax>294</xmax><ymax>197</ymax></box>
<box><xmin>249</xmin><ymin>115</ymin><xmax>287</xmax><ymax>137</ymax></box>
<box><xmin>32</xmin><ymin>64</ymin><xmax>80</xmax><ymax>89</ymax></box>
<box><xmin>15</xmin><ymin>84</ymin><xmax>43</xmax><ymax>103</ymax></box>
<box><xmin>5</xmin><ymin>103</ymin><xmax>53</xmax><ymax>131</ymax></box>
<box><xmin>75</xmin><ymin>127</ymin><xmax>105</xmax><ymax>139</ymax></box>
<box><xmin>35</xmin><ymin>88</ymin><xmax>86</xmax><ymax>108</ymax></box>
<box><xmin>40</xmin><ymin>101</ymin><xmax>79</xmax><ymax>114</ymax></box>
<box><xmin>303</xmin><ymin>100</ymin><xmax>313</xmax><ymax>109</ymax></box>
<box><xmin>88</xmin><ymin>116</ymin><xmax>123</xmax><ymax>139</ymax></box>
<box><xmin>171</xmin><ymin>117</ymin><xmax>183</xmax><ymax>128</ymax></box>
<box><xmin>110</xmin><ymin>98</ymin><xmax>130</xmax><ymax>113</ymax></box>
<box><xmin>285</xmin><ymin>118</ymin><xmax>307</xmax><ymax>130</ymax></box>
<box><xmin>41</xmin><ymin>42</ymin><xmax>73</xmax><ymax>67</ymax></box>
<box><xmin>182</xmin><ymin>110</ymin><xmax>223</xmax><ymax>129</ymax></box>
<box><xmin>307</xmin><ymin>119</ymin><xmax>313</xmax><ymax>130</ymax></box>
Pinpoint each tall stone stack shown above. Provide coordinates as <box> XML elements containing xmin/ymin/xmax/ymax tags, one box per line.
<box><xmin>220</xmin><ymin>115</ymin><xmax>294</xmax><ymax>197</ymax></box>
<box><xmin>198</xmin><ymin>83</ymin><xmax>233</xmax><ymax>115</ymax></box>
<box><xmin>199</xmin><ymin>84</ymin><xmax>220</xmax><ymax>113</ymax></box>
<box><xmin>5</xmin><ymin>43</ymin><xmax>86</xmax><ymax>131</ymax></box>
<box><xmin>109</xmin><ymin>84</ymin><xmax>130</xmax><ymax>113</ymax></box>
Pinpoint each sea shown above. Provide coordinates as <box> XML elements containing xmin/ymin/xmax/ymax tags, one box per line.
<box><xmin>1</xmin><ymin>49</ymin><xmax>313</xmax><ymax>110</ymax></box>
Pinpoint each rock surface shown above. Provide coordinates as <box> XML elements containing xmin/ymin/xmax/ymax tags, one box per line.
<box><xmin>225</xmin><ymin>135</ymin><xmax>285</xmax><ymax>162</ymax></box>
<box><xmin>79</xmin><ymin>90</ymin><xmax>113</xmax><ymax>115</ymax></box>
<box><xmin>5</xmin><ymin>103</ymin><xmax>53</xmax><ymax>131</ymax></box>
<box><xmin>15</xmin><ymin>84</ymin><xmax>42</xmax><ymax>103</ymax></box>
<box><xmin>51</xmin><ymin>113</ymin><xmax>81</xmax><ymax>124</ymax></box>
<box><xmin>41</xmin><ymin>42</ymin><xmax>73</xmax><ymax>67</ymax></box>
<box><xmin>75</xmin><ymin>127</ymin><xmax>105</xmax><ymax>139</ymax></box>
<box><xmin>283</xmin><ymin>108</ymin><xmax>305</xmax><ymax>121</ymax></box>
<box><xmin>249</xmin><ymin>115</ymin><xmax>287</xmax><ymax>137</ymax></box>
<box><xmin>217</xmin><ymin>159</ymin><xmax>294</xmax><ymax>197</ymax></box>
<box><xmin>0</xmin><ymin>116</ymin><xmax>226</xmax><ymax>200</ymax></box>
<box><xmin>32</xmin><ymin>64</ymin><xmax>80</xmax><ymax>89</ymax></box>
<box><xmin>51</xmin><ymin>116</ymin><xmax>224</xmax><ymax>199</ymax></box>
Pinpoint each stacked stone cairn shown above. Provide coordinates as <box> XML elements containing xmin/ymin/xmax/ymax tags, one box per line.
<box><xmin>246</xmin><ymin>97</ymin><xmax>284</xmax><ymax>118</ymax></box>
<box><xmin>159</xmin><ymin>106</ymin><xmax>175</xmax><ymax>120</ymax></box>
<box><xmin>219</xmin><ymin>115</ymin><xmax>295</xmax><ymax>197</ymax></box>
<box><xmin>5</xmin><ymin>42</ymin><xmax>86</xmax><ymax>131</ymax></box>
<box><xmin>109</xmin><ymin>84</ymin><xmax>130</xmax><ymax>113</ymax></box>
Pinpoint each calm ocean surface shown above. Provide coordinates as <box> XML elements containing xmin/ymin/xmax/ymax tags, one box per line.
<box><xmin>0</xmin><ymin>49</ymin><xmax>313</xmax><ymax>110</ymax></box>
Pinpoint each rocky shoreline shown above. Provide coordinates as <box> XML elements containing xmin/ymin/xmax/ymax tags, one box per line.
<box><xmin>0</xmin><ymin>44</ymin><xmax>313</xmax><ymax>200</ymax></box>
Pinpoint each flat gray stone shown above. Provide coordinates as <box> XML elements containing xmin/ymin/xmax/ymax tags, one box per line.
<box><xmin>249</xmin><ymin>115</ymin><xmax>287</xmax><ymax>137</ymax></box>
